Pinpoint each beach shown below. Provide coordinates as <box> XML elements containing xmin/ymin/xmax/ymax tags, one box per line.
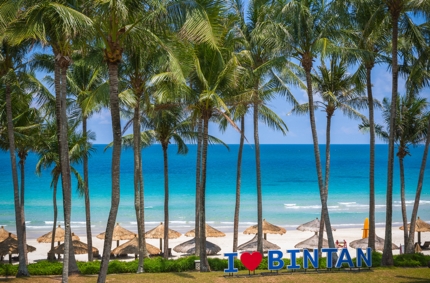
<box><xmin>9</xmin><ymin>226</ymin><xmax>428</xmax><ymax>264</ymax></box>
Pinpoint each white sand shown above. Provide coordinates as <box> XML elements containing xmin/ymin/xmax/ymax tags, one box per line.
<box><xmin>15</xmin><ymin>227</ymin><xmax>429</xmax><ymax>264</ymax></box>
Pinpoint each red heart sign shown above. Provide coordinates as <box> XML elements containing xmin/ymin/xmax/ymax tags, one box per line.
<box><xmin>240</xmin><ymin>252</ymin><xmax>262</xmax><ymax>271</ymax></box>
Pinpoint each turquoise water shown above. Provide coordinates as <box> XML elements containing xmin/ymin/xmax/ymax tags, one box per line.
<box><xmin>1</xmin><ymin>144</ymin><xmax>429</xmax><ymax>237</ymax></box>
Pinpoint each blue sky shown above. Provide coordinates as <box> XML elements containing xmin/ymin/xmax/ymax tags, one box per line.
<box><xmin>34</xmin><ymin>1</ymin><xmax>428</xmax><ymax>145</ymax></box>
<box><xmin>86</xmin><ymin>63</ymin><xmax>405</xmax><ymax>145</ymax></box>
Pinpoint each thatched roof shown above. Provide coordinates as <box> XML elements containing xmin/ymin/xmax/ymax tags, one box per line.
<box><xmin>237</xmin><ymin>234</ymin><xmax>281</xmax><ymax>252</ymax></box>
<box><xmin>399</xmin><ymin>217</ymin><xmax>430</xmax><ymax>233</ymax></box>
<box><xmin>349</xmin><ymin>235</ymin><xmax>399</xmax><ymax>251</ymax></box>
<box><xmin>243</xmin><ymin>219</ymin><xmax>286</xmax><ymax>235</ymax></box>
<box><xmin>185</xmin><ymin>224</ymin><xmax>226</xmax><ymax>238</ymax></box>
<box><xmin>96</xmin><ymin>223</ymin><xmax>136</xmax><ymax>241</ymax></box>
<box><xmin>37</xmin><ymin>225</ymin><xmax>80</xmax><ymax>243</ymax></box>
<box><xmin>111</xmin><ymin>237</ymin><xmax>160</xmax><ymax>255</ymax></box>
<box><xmin>0</xmin><ymin>235</ymin><xmax>36</xmax><ymax>255</ymax></box>
<box><xmin>297</xmin><ymin>218</ymin><xmax>336</xmax><ymax>233</ymax></box>
<box><xmin>0</xmin><ymin>226</ymin><xmax>17</xmax><ymax>242</ymax></box>
<box><xmin>294</xmin><ymin>234</ymin><xmax>329</xmax><ymax>249</ymax></box>
<box><xmin>173</xmin><ymin>238</ymin><xmax>221</xmax><ymax>255</ymax></box>
<box><xmin>145</xmin><ymin>222</ymin><xmax>181</xmax><ymax>239</ymax></box>
<box><xmin>50</xmin><ymin>240</ymin><xmax>99</xmax><ymax>255</ymax></box>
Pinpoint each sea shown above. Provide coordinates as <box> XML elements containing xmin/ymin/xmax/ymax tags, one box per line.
<box><xmin>1</xmin><ymin>144</ymin><xmax>429</xmax><ymax>238</ymax></box>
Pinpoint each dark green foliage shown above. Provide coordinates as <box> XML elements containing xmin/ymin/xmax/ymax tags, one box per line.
<box><xmin>1</xmin><ymin>253</ymin><xmax>429</xmax><ymax>276</ymax></box>
<box><xmin>394</xmin><ymin>253</ymin><xmax>430</xmax><ymax>267</ymax></box>
<box><xmin>77</xmin><ymin>260</ymin><xmax>101</xmax><ymax>274</ymax></box>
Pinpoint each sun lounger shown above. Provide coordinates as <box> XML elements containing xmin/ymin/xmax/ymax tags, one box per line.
<box><xmin>421</xmin><ymin>241</ymin><xmax>430</xmax><ymax>250</ymax></box>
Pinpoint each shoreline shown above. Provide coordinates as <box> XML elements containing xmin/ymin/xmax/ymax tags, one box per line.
<box><xmin>3</xmin><ymin>226</ymin><xmax>429</xmax><ymax>264</ymax></box>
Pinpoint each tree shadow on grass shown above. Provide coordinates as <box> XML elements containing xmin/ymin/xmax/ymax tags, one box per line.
<box><xmin>172</xmin><ymin>272</ymin><xmax>195</xmax><ymax>279</ymax></box>
<box><xmin>395</xmin><ymin>275</ymin><xmax>430</xmax><ymax>282</ymax></box>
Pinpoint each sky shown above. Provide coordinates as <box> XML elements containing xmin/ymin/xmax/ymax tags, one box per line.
<box><xmin>86</xmin><ymin>63</ymin><xmax>408</xmax><ymax>145</ymax></box>
<box><xmin>34</xmin><ymin>2</ymin><xmax>428</xmax><ymax>145</ymax></box>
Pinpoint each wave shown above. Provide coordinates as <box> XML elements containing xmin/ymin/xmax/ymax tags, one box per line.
<box><xmin>284</xmin><ymin>204</ymin><xmax>340</xmax><ymax>210</ymax></box>
<box><xmin>338</xmin><ymin>202</ymin><xmax>356</xmax><ymax>205</ymax></box>
<box><xmin>145</xmin><ymin>206</ymin><xmax>153</xmax><ymax>209</ymax></box>
<box><xmin>393</xmin><ymin>200</ymin><xmax>430</xmax><ymax>204</ymax></box>
<box><xmin>220</xmin><ymin>222</ymin><xmax>234</xmax><ymax>225</ymax></box>
<box><xmin>284</xmin><ymin>203</ymin><xmax>296</xmax><ymax>207</ymax></box>
<box><xmin>170</xmin><ymin>221</ymin><xmax>187</xmax><ymax>224</ymax></box>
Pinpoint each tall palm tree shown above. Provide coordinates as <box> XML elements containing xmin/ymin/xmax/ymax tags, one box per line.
<box><xmin>226</xmin><ymin>0</ymin><xmax>294</xmax><ymax>253</ymax></box>
<box><xmin>380</xmin><ymin>0</ymin><xmax>430</xmax><ymax>266</ymax></box>
<box><xmin>377</xmin><ymin>96</ymin><xmax>428</xmax><ymax>249</ymax></box>
<box><xmin>293</xmin><ymin>57</ymin><xmax>368</xmax><ymax>250</ymax></box>
<box><xmin>332</xmin><ymin>0</ymin><xmax>390</xmax><ymax>251</ymax></box>
<box><xmin>274</xmin><ymin>0</ymin><xmax>338</xmax><ymax>251</ymax></box>
<box><xmin>67</xmin><ymin>60</ymin><xmax>108</xmax><ymax>261</ymax></box>
<box><xmin>0</xmin><ymin>40</ymin><xmax>32</xmax><ymax>275</ymax></box>
<box><xmin>140</xmin><ymin>104</ymin><xmax>191</xmax><ymax>259</ymax></box>
<box><xmin>90</xmin><ymin>0</ymin><xmax>142</xmax><ymax>279</ymax></box>
<box><xmin>36</xmin><ymin>120</ymin><xmax>95</xmax><ymax>260</ymax></box>
<box><xmin>7</xmin><ymin>1</ymin><xmax>93</xmax><ymax>278</ymax></box>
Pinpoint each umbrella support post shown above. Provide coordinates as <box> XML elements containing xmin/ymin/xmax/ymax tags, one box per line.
<box><xmin>8</xmin><ymin>254</ymin><xmax>11</xmax><ymax>264</ymax></box>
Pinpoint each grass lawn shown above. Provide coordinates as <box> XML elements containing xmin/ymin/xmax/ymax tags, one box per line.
<box><xmin>1</xmin><ymin>268</ymin><xmax>429</xmax><ymax>283</ymax></box>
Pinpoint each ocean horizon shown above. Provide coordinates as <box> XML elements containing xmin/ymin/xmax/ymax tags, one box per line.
<box><xmin>1</xmin><ymin>144</ymin><xmax>429</xmax><ymax>238</ymax></box>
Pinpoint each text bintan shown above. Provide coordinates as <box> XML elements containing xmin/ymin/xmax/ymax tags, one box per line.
<box><xmin>224</xmin><ymin>247</ymin><xmax>373</xmax><ymax>273</ymax></box>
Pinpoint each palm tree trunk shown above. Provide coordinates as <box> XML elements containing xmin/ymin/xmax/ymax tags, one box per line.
<box><xmin>5</xmin><ymin>83</ymin><xmax>30</xmax><ymax>277</ymax></box>
<box><xmin>199</xmin><ymin>114</ymin><xmax>210</xmax><ymax>272</ymax></box>
<box><xmin>98</xmin><ymin>61</ymin><xmax>122</xmax><ymax>283</ymax></box>
<box><xmin>18</xmin><ymin>153</ymin><xmax>28</xmax><ymax>265</ymax></box>
<box><xmin>405</xmin><ymin>118</ymin><xmax>430</xmax><ymax>253</ymax></box>
<box><xmin>302</xmin><ymin>54</ymin><xmax>336</xmax><ymax>252</ymax></box>
<box><xmin>49</xmin><ymin>177</ymin><xmax>59</xmax><ymax>261</ymax></box>
<box><xmin>60</xmin><ymin>62</ymin><xmax>79</xmax><ymax>278</ymax></box>
<box><xmin>233</xmin><ymin>116</ymin><xmax>245</xmax><ymax>252</ymax></box>
<box><xmin>399</xmin><ymin>154</ymin><xmax>408</xmax><ymax>247</ymax></box>
<box><xmin>319</xmin><ymin>113</ymin><xmax>332</xmax><ymax>252</ymax></box>
<box><xmin>195</xmin><ymin>117</ymin><xmax>202</xmax><ymax>256</ymax></box>
<box><xmin>382</xmin><ymin>10</ymin><xmax>400</xmax><ymax>266</ymax></box>
<box><xmin>139</xmin><ymin>151</ymin><xmax>147</xmax><ymax>259</ymax></box>
<box><xmin>82</xmin><ymin>116</ymin><xmax>93</xmax><ymax>262</ymax></box>
<box><xmin>366</xmin><ymin>65</ymin><xmax>376</xmax><ymax>251</ymax></box>
<box><xmin>133</xmin><ymin>103</ymin><xmax>145</xmax><ymax>273</ymax></box>
<box><xmin>163</xmin><ymin>144</ymin><xmax>169</xmax><ymax>259</ymax></box>
<box><xmin>253</xmin><ymin>102</ymin><xmax>263</xmax><ymax>254</ymax></box>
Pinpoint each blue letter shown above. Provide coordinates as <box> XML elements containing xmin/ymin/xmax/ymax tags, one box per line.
<box><xmin>303</xmin><ymin>249</ymin><xmax>319</xmax><ymax>269</ymax></box>
<box><xmin>224</xmin><ymin>253</ymin><xmax>238</xmax><ymax>273</ymax></box>
<box><xmin>356</xmin><ymin>248</ymin><xmax>372</xmax><ymax>267</ymax></box>
<box><xmin>268</xmin><ymin>250</ymin><xmax>284</xmax><ymax>270</ymax></box>
<box><xmin>335</xmin><ymin>248</ymin><xmax>353</xmax><ymax>268</ymax></box>
<box><xmin>286</xmin><ymin>249</ymin><xmax>301</xmax><ymax>269</ymax></box>
<box><xmin>322</xmin><ymin>248</ymin><xmax>338</xmax><ymax>268</ymax></box>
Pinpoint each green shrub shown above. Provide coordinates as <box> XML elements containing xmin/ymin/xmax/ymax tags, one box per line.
<box><xmin>394</xmin><ymin>253</ymin><xmax>430</xmax><ymax>267</ymax></box>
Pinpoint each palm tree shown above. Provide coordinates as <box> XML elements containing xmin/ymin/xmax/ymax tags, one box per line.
<box><xmin>332</xmin><ymin>0</ymin><xmax>390</xmax><ymax>251</ymax></box>
<box><xmin>7</xmin><ymin>1</ymin><xmax>93</xmax><ymax>277</ymax></box>
<box><xmin>274</xmin><ymin>0</ymin><xmax>338</xmax><ymax>251</ymax></box>
<box><xmin>66</xmin><ymin>60</ymin><xmax>108</xmax><ymax>261</ymax></box>
<box><xmin>380</xmin><ymin>0</ymin><xmax>430</xmax><ymax>266</ymax></box>
<box><xmin>378</xmin><ymin>96</ymin><xmax>428</xmax><ymax>249</ymax></box>
<box><xmin>0</xmin><ymin>40</ymin><xmax>32</xmax><ymax>275</ymax></box>
<box><xmin>36</xmin><ymin>120</ymin><xmax>95</xmax><ymax>260</ymax></box>
<box><xmin>226</xmin><ymin>0</ymin><xmax>295</xmax><ymax>253</ymax></box>
<box><xmin>89</xmin><ymin>0</ymin><xmax>164</xmax><ymax>278</ymax></box>
<box><xmin>293</xmin><ymin>57</ymin><xmax>368</xmax><ymax>250</ymax></box>
<box><xmin>140</xmin><ymin>104</ymin><xmax>191</xmax><ymax>259</ymax></box>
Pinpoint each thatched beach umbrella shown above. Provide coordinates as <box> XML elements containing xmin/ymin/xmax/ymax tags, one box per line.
<box><xmin>50</xmin><ymin>240</ymin><xmax>99</xmax><ymax>256</ymax></box>
<box><xmin>243</xmin><ymin>219</ymin><xmax>286</xmax><ymax>240</ymax></box>
<box><xmin>0</xmin><ymin>234</ymin><xmax>36</xmax><ymax>263</ymax></box>
<box><xmin>185</xmin><ymin>224</ymin><xmax>226</xmax><ymax>238</ymax></box>
<box><xmin>238</xmin><ymin>234</ymin><xmax>280</xmax><ymax>252</ymax></box>
<box><xmin>37</xmin><ymin>225</ymin><xmax>80</xmax><ymax>245</ymax></box>
<box><xmin>349</xmin><ymin>234</ymin><xmax>399</xmax><ymax>251</ymax></box>
<box><xmin>399</xmin><ymin>217</ymin><xmax>430</xmax><ymax>245</ymax></box>
<box><xmin>145</xmin><ymin>222</ymin><xmax>181</xmax><ymax>250</ymax></box>
<box><xmin>111</xmin><ymin>236</ymin><xmax>161</xmax><ymax>257</ymax></box>
<box><xmin>294</xmin><ymin>234</ymin><xmax>329</xmax><ymax>250</ymax></box>
<box><xmin>0</xmin><ymin>226</ymin><xmax>17</xmax><ymax>242</ymax></box>
<box><xmin>173</xmin><ymin>238</ymin><xmax>221</xmax><ymax>255</ymax></box>
<box><xmin>296</xmin><ymin>218</ymin><xmax>336</xmax><ymax>234</ymax></box>
<box><xmin>96</xmin><ymin>223</ymin><xmax>136</xmax><ymax>247</ymax></box>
